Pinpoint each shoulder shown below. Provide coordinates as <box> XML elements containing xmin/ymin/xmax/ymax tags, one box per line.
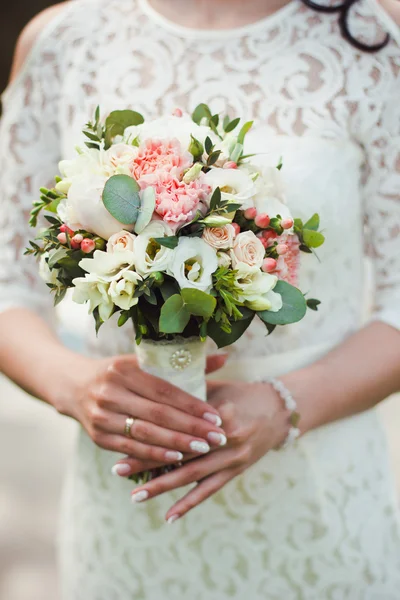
<box><xmin>9</xmin><ymin>3</ymin><xmax>72</xmax><ymax>83</ymax></box>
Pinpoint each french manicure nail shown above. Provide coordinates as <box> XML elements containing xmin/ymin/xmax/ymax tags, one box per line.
<box><xmin>111</xmin><ymin>463</ymin><xmax>131</xmax><ymax>476</ymax></box>
<box><xmin>207</xmin><ymin>432</ymin><xmax>227</xmax><ymax>447</ymax></box>
<box><xmin>165</xmin><ymin>451</ymin><xmax>184</xmax><ymax>461</ymax></box>
<box><xmin>131</xmin><ymin>490</ymin><xmax>149</xmax><ymax>503</ymax></box>
<box><xmin>190</xmin><ymin>440</ymin><xmax>210</xmax><ymax>454</ymax></box>
<box><xmin>167</xmin><ymin>515</ymin><xmax>180</xmax><ymax>525</ymax></box>
<box><xmin>203</xmin><ymin>412</ymin><xmax>222</xmax><ymax>427</ymax></box>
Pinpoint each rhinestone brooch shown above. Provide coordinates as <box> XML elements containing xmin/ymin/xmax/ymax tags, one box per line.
<box><xmin>170</xmin><ymin>348</ymin><xmax>192</xmax><ymax>371</ymax></box>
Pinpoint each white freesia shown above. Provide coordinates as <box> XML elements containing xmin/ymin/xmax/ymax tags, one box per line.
<box><xmin>169</xmin><ymin>237</ymin><xmax>218</xmax><ymax>292</ymax></box>
<box><xmin>212</xmin><ymin>132</ymin><xmax>238</xmax><ymax>166</ymax></box>
<box><xmin>72</xmin><ymin>276</ymin><xmax>114</xmax><ymax>322</ymax></box>
<box><xmin>109</xmin><ymin>271</ymin><xmax>142</xmax><ymax>311</ymax></box>
<box><xmin>231</xmin><ymin>231</ymin><xmax>265</xmax><ymax>269</ymax></box>
<box><xmin>38</xmin><ymin>253</ymin><xmax>62</xmax><ymax>289</ymax></box>
<box><xmin>123</xmin><ymin>115</ymin><xmax>211</xmax><ymax>154</ymax></box>
<box><xmin>107</xmin><ymin>231</ymin><xmax>136</xmax><ymax>254</ymax></box>
<box><xmin>253</xmin><ymin>166</ymin><xmax>293</xmax><ymax>225</ymax></box>
<box><xmin>57</xmin><ymin>174</ymin><xmax>134</xmax><ymax>239</ymax></box>
<box><xmin>79</xmin><ymin>249</ymin><xmax>135</xmax><ymax>281</ymax></box>
<box><xmin>235</xmin><ymin>262</ymin><xmax>282</xmax><ymax>312</ymax></box>
<box><xmin>204</xmin><ymin>168</ymin><xmax>256</xmax><ymax>210</ymax></box>
<box><xmin>134</xmin><ymin>221</ymin><xmax>174</xmax><ymax>276</ymax></box>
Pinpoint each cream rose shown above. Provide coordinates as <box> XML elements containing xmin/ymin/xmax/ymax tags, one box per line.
<box><xmin>134</xmin><ymin>221</ymin><xmax>174</xmax><ymax>276</ymax></box>
<box><xmin>107</xmin><ymin>231</ymin><xmax>136</xmax><ymax>254</ymax></box>
<box><xmin>231</xmin><ymin>231</ymin><xmax>265</xmax><ymax>269</ymax></box>
<box><xmin>202</xmin><ymin>224</ymin><xmax>235</xmax><ymax>250</ymax></box>
<box><xmin>169</xmin><ymin>237</ymin><xmax>218</xmax><ymax>292</ymax></box>
<box><xmin>235</xmin><ymin>262</ymin><xmax>282</xmax><ymax>312</ymax></box>
<box><xmin>109</xmin><ymin>271</ymin><xmax>142</xmax><ymax>311</ymax></box>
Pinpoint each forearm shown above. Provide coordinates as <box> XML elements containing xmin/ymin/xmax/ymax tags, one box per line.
<box><xmin>284</xmin><ymin>321</ymin><xmax>400</xmax><ymax>434</ymax></box>
<box><xmin>0</xmin><ymin>308</ymin><xmax>95</xmax><ymax>411</ymax></box>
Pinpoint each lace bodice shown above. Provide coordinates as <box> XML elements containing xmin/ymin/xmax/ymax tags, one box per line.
<box><xmin>0</xmin><ymin>0</ymin><xmax>399</xmax><ymax>359</ymax></box>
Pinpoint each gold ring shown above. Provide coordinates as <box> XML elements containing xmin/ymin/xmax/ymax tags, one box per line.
<box><xmin>124</xmin><ymin>416</ymin><xmax>135</xmax><ymax>438</ymax></box>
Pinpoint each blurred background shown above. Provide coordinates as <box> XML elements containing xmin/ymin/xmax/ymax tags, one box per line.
<box><xmin>0</xmin><ymin>3</ymin><xmax>400</xmax><ymax>600</ymax></box>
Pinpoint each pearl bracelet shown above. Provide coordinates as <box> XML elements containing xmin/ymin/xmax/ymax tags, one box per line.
<box><xmin>262</xmin><ymin>376</ymin><xmax>301</xmax><ymax>448</ymax></box>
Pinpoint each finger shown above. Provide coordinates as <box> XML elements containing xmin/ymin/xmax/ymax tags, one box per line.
<box><xmin>110</xmin><ymin>357</ymin><xmax>222</xmax><ymax>424</ymax></box>
<box><xmin>112</xmin><ymin>450</ymin><xmax>198</xmax><ymax>478</ymax></box>
<box><xmin>165</xmin><ymin>468</ymin><xmax>238</xmax><ymax>522</ymax></box>
<box><xmin>205</xmin><ymin>354</ymin><xmax>228</xmax><ymax>374</ymax></box>
<box><xmin>98</xmin><ymin>411</ymin><xmax>225</xmax><ymax>453</ymax></box>
<box><xmin>130</xmin><ymin>447</ymin><xmax>235</xmax><ymax>503</ymax></box>
<box><xmin>95</xmin><ymin>433</ymin><xmax>186</xmax><ymax>464</ymax></box>
<box><xmin>97</xmin><ymin>386</ymin><xmax>227</xmax><ymax>445</ymax></box>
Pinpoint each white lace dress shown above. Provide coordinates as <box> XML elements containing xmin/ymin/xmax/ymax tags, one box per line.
<box><xmin>1</xmin><ymin>0</ymin><xmax>400</xmax><ymax>598</ymax></box>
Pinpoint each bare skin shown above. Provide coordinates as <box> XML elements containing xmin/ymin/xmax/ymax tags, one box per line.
<box><xmin>1</xmin><ymin>0</ymin><xmax>400</xmax><ymax>522</ymax></box>
<box><xmin>378</xmin><ymin>0</ymin><xmax>400</xmax><ymax>25</ymax></box>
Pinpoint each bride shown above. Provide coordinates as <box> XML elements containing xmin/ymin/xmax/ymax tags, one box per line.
<box><xmin>1</xmin><ymin>0</ymin><xmax>400</xmax><ymax>597</ymax></box>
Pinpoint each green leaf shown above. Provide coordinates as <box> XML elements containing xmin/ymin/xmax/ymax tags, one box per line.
<box><xmin>159</xmin><ymin>294</ymin><xmax>190</xmax><ymax>334</ymax></box>
<box><xmin>192</xmin><ymin>103</ymin><xmax>212</xmax><ymax>125</ymax></box>
<box><xmin>258</xmin><ymin>280</ymin><xmax>307</xmax><ymax>326</ymax></box>
<box><xmin>181</xmin><ymin>288</ymin><xmax>216</xmax><ymax>318</ymax></box>
<box><xmin>299</xmin><ymin>244</ymin><xmax>313</xmax><ymax>254</ymax></box>
<box><xmin>294</xmin><ymin>218</ymin><xmax>303</xmax><ymax>233</ymax></box>
<box><xmin>118</xmin><ymin>311</ymin><xmax>131</xmax><ymax>327</ymax></box>
<box><xmin>237</xmin><ymin>121</ymin><xmax>253</xmax><ymax>145</ymax></box>
<box><xmin>207</xmin><ymin>150</ymin><xmax>222</xmax><ymax>166</ymax></box>
<box><xmin>153</xmin><ymin>236</ymin><xmax>179</xmax><ymax>250</ymax></box>
<box><xmin>207</xmin><ymin>313</ymin><xmax>255</xmax><ymax>349</ymax></box>
<box><xmin>304</xmin><ymin>213</ymin><xmax>320</xmax><ymax>231</ymax></box>
<box><xmin>105</xmin><ymin>110</ymin><xmax>144</xmax><ymax>137</ymax></box>
<box><xmin>306</xmin><ymin>298</ymin><xmax>321</xmax><ymax>311</ymax></box>
<box><xmin>102</xmin><ymin>175</ymin><xmax>140</xmax><ymax>225</ymax></box>
<box><xmin>302</xmin><ymin>229</ymin><xmax>325</xmax><ymax>248</ymax></box>
<box><xmin>205</xmin><ymin>136</ymin><xmax>213</xmax><ymax>155</ymax></box>
<box><xmin>209</xmin><ymin>187</ymin><xmax>221</xmax><ymax>211</ymax></box>
<box><xmin>188</xmin><ymin>135</ymin><xmax>204</xmax><ymax>161</ymax></box>
<box><xmin>224</xmin><ymin>117</ymin><xmax>240</xmax><ymax>133</ymax></box>
<box><xmin>160</xmin><ymin>280</ymin><xmax>180</xmax><ymax>302</ymax></box>
<box><xmin>134</xmin><ymin>186</ymin><xmax>156</xmax><ymax>234</ymax></box>
<box><xmin>276</xmin><ymin>157</ymin><xmax>283</xmax><ymax>171</ymax></box>
<box><xmin>230</xmin><ymin>143</ymin><xmax>244</xmax><ymax>163</ymax></box>
<box><xmin>93</xmin><ymin>307</ymin><xmax>104</xmax><ymax>335</ymax></box>
<box><xmin>48</xmin><ymin>247</ymin><xmax>69</xmax><ymax>269</ymax></box>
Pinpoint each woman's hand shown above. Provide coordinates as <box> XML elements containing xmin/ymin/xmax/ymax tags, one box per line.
<box><xmin>127</xmin><ymin>379</ymin><xmax>291</xmax><ymax>520</ymax></box>
<box><xmin>58</xmin><ymin>353</ymin><xmax>228</xmax><ymax>467</ymax></box>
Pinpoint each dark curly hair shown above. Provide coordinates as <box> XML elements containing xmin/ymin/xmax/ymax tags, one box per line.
<box><xmin>300</xmin><ymin>0</ymin><xmax>390</xmax><ymax>52</ymax></box>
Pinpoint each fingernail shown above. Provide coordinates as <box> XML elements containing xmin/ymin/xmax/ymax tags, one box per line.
<box><xmin>131</xmin><ymin>490</ymin><xmax>149</xmax><ymax>503</ymax></box>
<box><xmin>207</xmin><ymin>432</ymin><xmax>227</xmax><ymax>447</ymax></box>
<box><xmin>190</xmin><ymin>440</ymin><xmax>210</xmax><ymax>454</ymax></box>
<box><xmin>203</xmin><ymin>412</ymin><xmax>222</xmax><ymax>427</ymax></box>
<box><xmin>167</xmin><ymin>515</ymin><xmax>180</xmax><ymax>525</ymax></box>
<box><xmin>165</xmin><ymin>451</ymin><xmax>183</xmax><ymax>461</ymax></box>
<box><xmin>111</xmin><ymin>463</ymin><xmax>131</xmax><ymax>476</ymax></box>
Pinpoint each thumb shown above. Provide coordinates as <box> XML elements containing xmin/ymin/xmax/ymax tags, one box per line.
<box><xmin>206</xmin><ymin>353</ymin><xmax>228</xmax><ymax>374</ymax></box>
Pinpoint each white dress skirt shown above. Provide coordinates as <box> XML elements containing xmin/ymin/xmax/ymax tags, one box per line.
<box><xmin>0</xmin><ymin>0</ymin><xmax>400</xmax><ymax>597</ymax></box>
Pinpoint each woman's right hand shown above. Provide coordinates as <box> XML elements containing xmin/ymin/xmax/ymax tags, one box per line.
<box><xmin>59</xmin><ymin>353</ymin><xmax>227</xmax><ymax>466</ymax></box>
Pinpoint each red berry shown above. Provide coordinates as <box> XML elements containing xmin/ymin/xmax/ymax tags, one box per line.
<box><xmin>81</xmin><ymin>238</ymin><xmax>96</xmax><ymax>254</ymax></box>
<box><xmin>254</xmin><ymin>213</ymin><xmax>270</xmax><ymax>229</ymax></box>
<box><xmin>244</xmin><ymin>207</ymin><xmax>257</xmax><ymax>220</ymax></box>
<box><xmin>281</xmin><ymin>218</ymin><xmax>294</xmax><ymax>230</ymax></box>
<box><xmin>57</xmin><ymin>232</ymin><xmax>67</xmax><ymax>245</ymax></box>
<box><xmin>223</xmin><ymin>161</ymin><xmax>238</xmax><ymax>170</ymax></box>
<box><xmin>262</xmin><ymin>258</ymin><xmax>277</xmax><ymax>273</ymax></box>
<box><xmin>276</xmin><ymin>243</ymin><xmax>288</xmax><ymax>256</ymax></box>
<box><xmin>262</xmin><ymin>230</ymin><xmax>278</xmax><ymax>243</ymax></box>
<box><xmin>231</xmin><ymin>223</ymin><xmax>241</xmax><ymax>236</ymax></box>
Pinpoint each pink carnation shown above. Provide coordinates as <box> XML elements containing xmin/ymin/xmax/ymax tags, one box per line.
<box><xmin>272</xmin><ymin>234</ymin><xmax>300</xmax><ymax>286</ymax></box>
<box><xmin>131</xmin><ymin>138</ymin><xmax>192</xmax><ymax>181</ymax></box>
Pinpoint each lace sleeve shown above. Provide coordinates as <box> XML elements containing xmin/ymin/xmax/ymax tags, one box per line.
<box><xmin>362</xmin><ymin>71</ymin><xmax>400</xmax><ymax>331</ymax></box>
<box><xmin>0</xmin><ymin>40</ymin><xmax>62</xmax><ymax>317</ymax></box>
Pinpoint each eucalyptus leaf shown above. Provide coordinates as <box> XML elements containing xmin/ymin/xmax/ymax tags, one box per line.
<box><xmin>304</xmin><ymin>213</ymin><xmax>320</xmax><ymax>231</ymax></box>
<box><xmin>302</xmin><ymin>229</ymin><xmax>325</xmax><ymax>248</ymax></box>
<box><xmin>102</xmin><ymin>175</ymin><xmax>141</xmax><ymax>225</ymax></box>
<box><xmin>134</xmin><ymin>186</ymin><xmax>156</xmax><ymax>234</ymax></box>
<box><xmin>105</xmin><ymin>110</ymin><xmax>144</xmax><ymax>137</ymax></box>
<box><xmin>258</xmin><ymin>280</ymin><xmax>307</xmax><ymax>326</ymax></box>
<box><xmin>159</xmin><ymin>294</ymin><xmax>190</xmax><ymax>334</ymax></box>
<box><xmin>192</xmin><ymin>104</ymin><xmax>212</xmax><ymax>125</ymax></box>
<box><xmin>181</xmin><ymin>288</ymin><xmax>216</xmax><ymax>318</ymax></box>
<box><xmin>207</xmin><ymin>314</ymin><xmax>254</xmax><ymax>349</ymax></box>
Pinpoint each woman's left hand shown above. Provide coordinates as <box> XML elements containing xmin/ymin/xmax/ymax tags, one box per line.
<box><xmin>129</xmin><ymin>379</ymin><xmax>291</xmax><ymax>521</ymax></box>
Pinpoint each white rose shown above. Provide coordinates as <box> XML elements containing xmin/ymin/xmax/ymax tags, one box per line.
<box><xmin>204</xmin><ymin>168</ymin><xmax>256</xmax><ymax>210</ymax></box>
<box><xmin>72</xmin><ymin>275</ymin><xmax>114</xmax><ymax>322</ymax></box>
<box><xmin>124</xmin><ymin>115</ymin><xmax>212</xmax><ymax>153</ymax></box>
<box><xmin>169</xmin><ymin>237</ymin><xmax>218</xmax><ymax>292</ymax></box>
<box><xmin>202</xmin><ymin>224</ymin><xmax>235</xmax><ymax>250</ymax></box>
<box><xmin>79</xmin><ymin>249</ymin><xmax>136</xmax><ymax>281</ymax></box>
<box><xmin>57</xmin><ymin>174</ymin><xmax>134</xmax><ymax>239</ymax></box>
<box><xmin>253</xmin><ymin>167</ymin><xmax>292</xmax><ymax>224</ymax></box>
<box><xmin>134</xmin><ymin>221</ymin><xmax>174</xmax><ymax>276</ymax></box>
<box><xmin>39</xmin><ymin>253</ymin><xmax>62</xmax><ymax>289</ymax></box>
<box><xmin>103</xmin><ymin>143</ymin><xmax>139</xmax><ymax>176</ymax></box>
<box><xmin>217</xmin><ymin>251</ymin><xmax>232</xmax><ymax>268</ymax></box>
<box><xmin>109</xmin><ymin>271</ymin><xmax>142</xmax><ymax>311</ymax></box>
<box><xmin>56</xmin><ymin>148</ymin><xmax>107</xmax><ymax>194</ymax></box>
<box><xmin>107</xmin><ymin>231</ymin><xmax>136</xmax><ymax>254</ymax></box>
<box><xmin>231</xmin><ymin>231</ymin><xmax>265</xmax><ymax>269</ymax></box>
<box><xmin>235</xmin><ymin>262</ymin><xmax>282</xmax><ymax>312</ymax></box>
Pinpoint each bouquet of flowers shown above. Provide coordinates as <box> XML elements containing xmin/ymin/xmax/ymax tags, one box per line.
<box><xmin>27</xmin><ymin>104</ymin><xmax>324</xmax><ymax>480</ymax></box>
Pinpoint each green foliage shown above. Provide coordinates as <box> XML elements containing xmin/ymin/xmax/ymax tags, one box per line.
<box><xmin>153</xmin><ymin>236</ymin><xmax>179</xmax><ymax>249</ymax></box>
<box><xmin>102</xmin><ymin>175</ymin><xmax>141</xmax><ymax>224</ymax></box>
<box><xmin>181</xmin><ymin>288</ymin><xmax>216</xmax><ymax>318</ymax></box>
<box><xmin>294</xmin><ymin>213</ymin><xmax>325</xmax><ymax>253</ymax></box>
<box><xmin>29</xmin><ymin>186</ymin><xmax>66</xmax><ymax>228</ymax></box>
<box><xmin>258</xmin><ymin>281</ymin><xmax>307</xmax><ymax>326</ymax></box>
<box><xmin>237</xmin><ymin>121</ymin><xmax>253</xmax><ymax>145</ymax></box>
<box><xmin>189</xmin><ymin>135</ymin><xmax>204</xmax><ymax>161</ymax></box>
<box><xmin>134</xmin><ymin>186</ymin><xmax>156</xmax><ymax>234</ymax></box>
<box><xmin>159</xmin><ymin>294</ymin><xmax>190</xmax><ymax>334</ymax></box>
<box><xmin>302</xmin><ymin>229</ymin><xmax>325</xmax><ymax>248</ymax></box>
<box><xmin>192</xmin><ymin>103</ymin><xmax>212</xmax><ymax>125</ymax></box>
<box><xmin>304</xmin><ymin>213</ymin><xmax>320</xmax><ymax>231</ymax></box>
<box><xmin>306</xmin><ymin>298</ymin><xmax>321</xmax><ymax>311</ymax></box>
<box><xmin>224</xmin><ymin>117</ymin><xmax>241</xmax><ymax>133</ymax></box>
<box><xmin>208</xmin><ymin>311</ymin><xmax>254</xmax><ymax>349</ymax></box>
